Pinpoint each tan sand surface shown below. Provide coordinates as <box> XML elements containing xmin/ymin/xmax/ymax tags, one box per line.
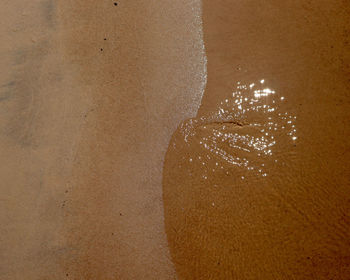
<box><xmin>1</xmin><ymin>1</ymin><xmax>349</xmax><ymax>279</ymax></box>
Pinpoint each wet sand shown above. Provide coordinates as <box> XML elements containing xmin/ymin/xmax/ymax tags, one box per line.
<box><xmin>163</xmin><ymin>0</ymin><xmax>350</xmax><ymax>279</ymax></box>
<box><xmin>0</xmin><ymin>0</ymin><xmax>349</xmax><ymax>279</ymax></box>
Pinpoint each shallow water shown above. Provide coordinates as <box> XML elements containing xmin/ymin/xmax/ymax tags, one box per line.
<box><xmin>0</xmin><ymin>0</ymin><xmax>349</xmax><ymax>279</ymax></box>
<box><xmin>163</xmin><ymin>0</ymin><xmax>350</xmax><ymax>278</ymax></box>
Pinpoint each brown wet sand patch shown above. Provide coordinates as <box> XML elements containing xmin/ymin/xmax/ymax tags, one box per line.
<box><xmin>164</xmin><ymin>108</ymin><xmax>350</xmax><ymax>279</ymax></box>
<box><xmin>163</xmin><ymin>0</ymin><xmax>350</xmax><ymax>279</ymax></box>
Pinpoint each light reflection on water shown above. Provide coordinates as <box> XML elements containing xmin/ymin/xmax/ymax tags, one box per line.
<box><xmin>178</xmin><ymin>79</ymin><xmax>297</xmax><ymax>178</ymax></box>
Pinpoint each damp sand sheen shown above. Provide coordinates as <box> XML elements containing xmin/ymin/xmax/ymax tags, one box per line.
<box><xmin>0</xmin><ymin>0</ymin><xmax>349</xmax><ymax>280</ymax></box>
<box><xmin>163</xmin><ymin>0</ymin><xmax>350</xmax><ymax>279</ymax></box>
<box><xmin>163</xmin><ymin>1</ymin><xmax>350</xmax><ymax>279</ymax></box>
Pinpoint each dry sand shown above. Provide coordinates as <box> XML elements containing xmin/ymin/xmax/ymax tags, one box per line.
<box><xmin>0</xmin><ymin>0</ymin><xmax>349</xmax><ymax>279</ymax></box>
<box><xmin>1</xmin><ymin>0</ymin><xmax>205</xmax><ymax>279</ymax></box>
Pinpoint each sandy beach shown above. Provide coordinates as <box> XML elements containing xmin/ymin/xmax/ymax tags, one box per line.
<box><xmin>0</xmin><ymin>0</ymin><xmax>349</xmax><ymax>279</ymax></box>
